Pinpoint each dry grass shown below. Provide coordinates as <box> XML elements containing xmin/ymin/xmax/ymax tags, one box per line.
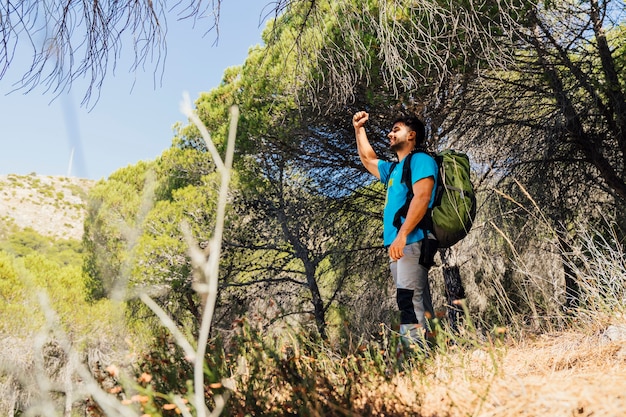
<box><xmin>208</xmin><ymin>311</ymin><xmax>626</xmax><ymax>417</ymax></box>
<box><xmin>410</xmin><ymin>325</ymin><xmax>626</xmax><ymax>417</ymax></box>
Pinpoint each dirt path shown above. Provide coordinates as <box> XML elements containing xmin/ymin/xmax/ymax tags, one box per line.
<box><xmin>419</xmin><ymin>327</ymin><xmax>626</xmax><ymax>416</ymax></box>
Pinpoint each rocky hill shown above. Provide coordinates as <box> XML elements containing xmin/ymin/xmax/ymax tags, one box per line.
<box><xmin>0</xmin><ymin>174</ymin><xmax>94</xmax><ymax>241</ymax></box>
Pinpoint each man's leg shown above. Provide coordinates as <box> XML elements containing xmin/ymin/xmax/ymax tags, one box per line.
<box><xmin>390</xmin><ymin>241</ymin><xmax>434</xmax><ymax>348</ymax></box>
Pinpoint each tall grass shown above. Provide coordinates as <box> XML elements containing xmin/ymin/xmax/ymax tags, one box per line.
<box><xmin>562</xmin><ymin>220</ymin><xmax>626</xmax><ymax>320</ymax></box>
<box><xmin>486</xmin><ymin>181</ymin><xmax>626</xmax><ymax>334</ymax></box>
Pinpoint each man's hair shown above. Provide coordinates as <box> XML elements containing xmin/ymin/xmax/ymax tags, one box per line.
<box><xmin>393</xmin><ymin>115</ymin><xmax>426</xmax><ymax>145</ymax></box>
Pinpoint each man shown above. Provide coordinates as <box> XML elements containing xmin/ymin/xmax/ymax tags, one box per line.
<box><xmin>353</xmin><ymin>110</ymin><xmax>438</xmax><ymax>347</ymax></box>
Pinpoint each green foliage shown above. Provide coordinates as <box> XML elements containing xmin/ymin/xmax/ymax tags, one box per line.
<box><xmin>82</xmin><ymin>130</ymin><xmax>240</xmax><ymax>334</ymax></box>
<box><xmin>83</xmin><ymin>162</ymin><xmax>155</xmax><ymax>300</ymax></box>
<box><xmin>0</xmin><ymin>252</ymin><xmax>28</xmax><ymax>331</ymax></box>
<box><xmin>154</xmin><ymin>146</ymin><xmax>215</xmax><ymax>201</ymax></box>
<box><xmin>139</xmin><ymin>170</ymin><xmax>239</xmax><ymax>330</ymax></box>
<box><xmin>161</xmin><ymin>3</ymin><xmax>400</xmax><ymax>339</ymax></box>
<box><xmin>22</xmin><ymin>253</ymin><xmax>87</xmax><ymax>325</ymax></box>
<box><xmin>0</xmin><ymin>228</ymin><xmax>83</xmax><ymax>266</ymax></box>
<box><xmin>0</xmin><ymin>249</ymin><xmax>123</xmax><ymax>337</ymax></box>
<box><xmin>0</xmin><ymin>227</ymin><xmax>49</xmax><ymax>257</ymax></box>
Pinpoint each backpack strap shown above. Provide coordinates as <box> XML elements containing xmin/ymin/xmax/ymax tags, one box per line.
<box><xmin>392</xmin><ymin>150</ymin><xmax>435</xmax><ymax>233</ymax></box>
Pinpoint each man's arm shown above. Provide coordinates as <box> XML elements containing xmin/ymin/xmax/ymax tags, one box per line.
<box><xmin>388</xmin><ymin>177</ymin><xmax>435</xmax><ymax>261</ymax></box>
<box><xmin>353</xmin><ymin>111</ymin><xmax>380</xmax><ymax>179</ymax></box>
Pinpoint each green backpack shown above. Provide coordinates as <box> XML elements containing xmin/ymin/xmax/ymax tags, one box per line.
<box><xmin>392</xmin><ymin>149</ymin><xmax>476</xmax><ymax>248</ymax></box>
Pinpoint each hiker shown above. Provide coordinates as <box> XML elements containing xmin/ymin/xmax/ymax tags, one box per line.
<box><xmin>353</xmin><ymin>110</ymin><xmax>438</xmax><ymax>348</ymax></box>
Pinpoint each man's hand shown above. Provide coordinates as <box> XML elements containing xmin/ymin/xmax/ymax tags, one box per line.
<box><xmin>353</xmin><ymin>110</ymin><xmax>380</xmax><ymax>179</ymax></box>
<box><xmin>388</xmin><ymin>233</ymin><xmax>407</xmax><ymax>261</ymax></box>
<box><xmin>353</xmin><ymin>111</ymin><xmax>369</xmax><ymax>129</ymax></box>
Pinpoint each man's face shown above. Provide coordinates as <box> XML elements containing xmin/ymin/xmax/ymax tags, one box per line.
<box><xmin>388</xmin><ymin>122</ymin><xmax>415</xmax><ymax>152</ymax></box>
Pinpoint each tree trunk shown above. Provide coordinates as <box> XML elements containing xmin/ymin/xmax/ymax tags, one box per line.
<box><xmin>304</xmin><ymin>260</ymin><xmax>327</xmax><ymax>340</ymax></box>
<box><xmin>589</xmin><ymin>0</ymin><xmax>626</xmax><ymax>160</ymax></box>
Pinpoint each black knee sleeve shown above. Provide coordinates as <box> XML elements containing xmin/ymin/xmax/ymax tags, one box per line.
<box><xmin>397</xmin><ymin>288</ymin><xmax>418</xmax><ymax>324</ymax></box>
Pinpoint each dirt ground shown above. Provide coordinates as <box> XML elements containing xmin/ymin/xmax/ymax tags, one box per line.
<box><xmin>418</xmin><ymin>326</ymin><xmax>626</xmax><ymax>417</ymax></box>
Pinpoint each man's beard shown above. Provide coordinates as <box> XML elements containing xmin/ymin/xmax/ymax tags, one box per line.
<box><xmin>390</xmin><ymin>142</ymin><xmax>404</xmax><ymax>153</ymax></box>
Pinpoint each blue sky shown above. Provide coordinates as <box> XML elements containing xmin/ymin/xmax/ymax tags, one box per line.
<box><xmin>0</xmin><ymin>1</ymin><xmax>269</xmax><ymax>180</ymax></box>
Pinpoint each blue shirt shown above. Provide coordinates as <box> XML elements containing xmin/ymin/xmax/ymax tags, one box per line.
<box><xmin>378</xmin><ymin>152</ymin><xmax>438</xmax><ymax>247</ymax></box>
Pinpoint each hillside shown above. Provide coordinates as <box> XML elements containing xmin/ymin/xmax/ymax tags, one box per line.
<box><xmin>0</xmin><ymin>174</ymin><xmax>94</xmax><ymax>240</ymax></box>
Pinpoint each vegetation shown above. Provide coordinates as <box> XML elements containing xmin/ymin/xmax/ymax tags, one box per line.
<box><xmin>2</xmin><ymin>0</ymin><xmax>626</xmax><ymax>416</ymax></box>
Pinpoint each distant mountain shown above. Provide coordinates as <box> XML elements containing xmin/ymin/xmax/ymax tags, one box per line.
<box><xmin>0</xmin><ymin>174</ymin><xmax>94</xmax><ymax>241</ymax></box>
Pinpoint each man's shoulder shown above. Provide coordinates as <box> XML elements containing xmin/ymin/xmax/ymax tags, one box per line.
<box><xmin>377</xmin><ymin>159</ymin><xmax>394</xmax><ymax>181</ymax></box>
<box><xmin>411</xmin><ymin>149</ymin><xmax>436</xmax><ymax>159</ymax></box>
<box><xmin>378</xmin><ymin>159</ymin><xmax>394</xmax><ymax>173</ymax></box>
<box><xmin>410</xmin><ymin>151</ymin><xmax>438</xmax><ymax>169</ymax></box>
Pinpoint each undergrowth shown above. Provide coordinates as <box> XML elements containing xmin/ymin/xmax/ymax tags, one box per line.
<box><xmin>6</xmin><ymin>214</ymin><xmax>624</xmax><ymax>416</ymax></box>
<box><xmin>91</xmin><ymin>309</ymin><xmax>509</xmax><ymax>417</ymax></box>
